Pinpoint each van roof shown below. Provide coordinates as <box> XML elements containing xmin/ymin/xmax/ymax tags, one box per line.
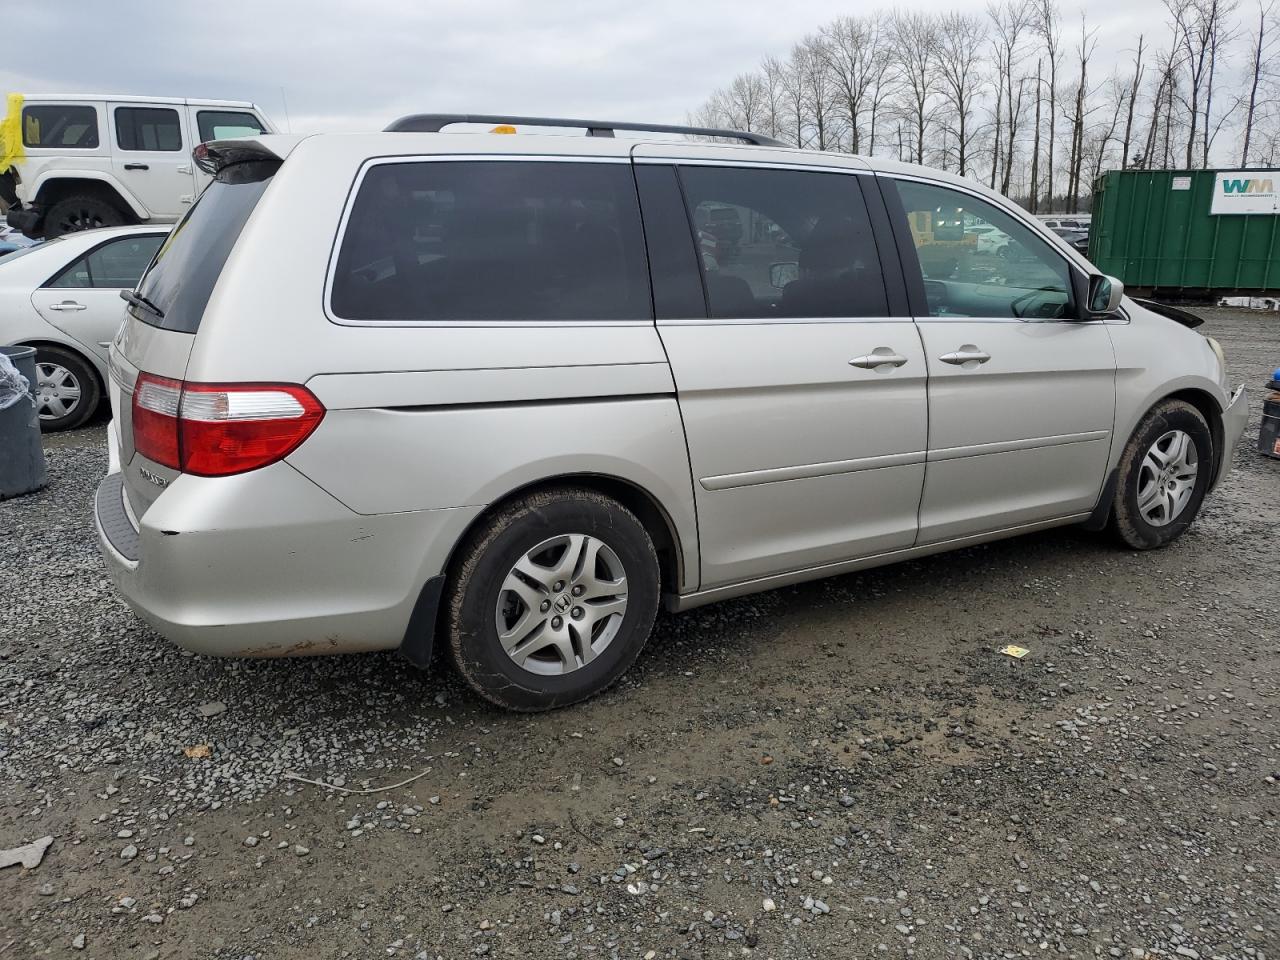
<box><xmin>18</xmin><ymin>93</ymin><xmax>260</xmax><ymax>109</ymax></box>
<box><xmin>211</xmin><ymin>130</ymin><xmax>994</xmax><ymax>192</ymax></box>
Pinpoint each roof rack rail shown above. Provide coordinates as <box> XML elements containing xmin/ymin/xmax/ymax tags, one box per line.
<box><xmin>382</xmin><ymin>113</ymin><xmax>787</xmax><ymax>147</ymax></box>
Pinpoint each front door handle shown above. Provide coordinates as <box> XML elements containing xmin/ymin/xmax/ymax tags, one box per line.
<box><xmin>123</xmin><ymin>163</ymin><xmax>149</xmax><ymax>171</ymax></box>
<box><xmin>939</xmin><ymin>345</ymin><xmax>991</xmax><ymax>367</ymax></box>
<box><xmin>47</xmin><ymin>301</ymin><xmax>87</xmax><ymax>312</ymax></box>
<box><xmin>849</xmin><ymin>347</ymin><xmax>909</xmax><ymax>371</ymax></box>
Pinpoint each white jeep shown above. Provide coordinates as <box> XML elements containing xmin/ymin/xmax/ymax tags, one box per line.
<box><xmin>2</xmin><ymin>94</ymin><xmax>274</xmax><ymax>238</ymax></box>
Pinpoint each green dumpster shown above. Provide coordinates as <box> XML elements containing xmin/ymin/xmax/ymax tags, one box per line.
<box><xmin>1089</xmin><ymin>168</ymin><xmax>1280</xmax><ymax>298</ymax></box>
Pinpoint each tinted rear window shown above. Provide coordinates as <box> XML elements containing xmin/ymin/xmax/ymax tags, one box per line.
<box><xmin>197</xmin><ymin>110</ymin><xmax>265</xmax><ymax>143</ymax></box>
<box><xmin>23</xmin><ymin>105</ymin><xmax>98</xmax><ymax>148</ymax></box>
<box><xmin>330</xmin><ymin>160</ymin><xmax>651</xmax><ymax>322</ymax></box>
<box><xmin>115</xmin><ymin>107</ymin><xmax>182</xmax><ymax>152</ymax></box>
<box><xmin>131</xmin><ymin>160</ymin><xmax>277</xmax><ymax>333</ymax></box>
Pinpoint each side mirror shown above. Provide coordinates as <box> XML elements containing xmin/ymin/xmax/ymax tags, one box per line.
<box><xmin>770</xmin><ymin>261</ymin><xmax>799</xmax><ymax>289</ymax></box>
<box><xmin>1087</xmin><ymin>274</ymin><xmax>1124</xmax><ymax>316</ymax></box>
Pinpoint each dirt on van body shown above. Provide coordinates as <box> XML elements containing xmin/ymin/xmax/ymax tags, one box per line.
<box><xmin>2</xmin><ymin>307</ymin><xmax>1277</xmax><ymax>960</ymax></box>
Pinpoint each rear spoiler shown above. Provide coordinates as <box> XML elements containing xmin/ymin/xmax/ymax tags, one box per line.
<box><xmin>192</xmin><ymin>135</ymin><xmax>306</xmax><ymax>175</ymax></box>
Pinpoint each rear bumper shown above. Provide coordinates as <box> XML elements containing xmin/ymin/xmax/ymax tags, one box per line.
<box><xmin>1214</xmin><ymin>384</ymin><xmax>1248</xmax><ymax>488</ymax></box>
<box><xmin>93</xmin><ymin>456</ymin><xmax>480</xmax><ymax>658</ymax></box>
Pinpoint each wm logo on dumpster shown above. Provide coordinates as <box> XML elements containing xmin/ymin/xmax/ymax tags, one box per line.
<box><xmin>1221</xmin><ymin>178</ymin><xmax>1274</xmax><ymax>194</ymax></box>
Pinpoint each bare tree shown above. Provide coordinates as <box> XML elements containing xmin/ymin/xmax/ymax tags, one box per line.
<box><xmin>866</xmin><ymin>36</ymin><xmax>898</xmax><ymax>155</ymax></box>
<box><xmin>1241</xmin><ymin>0</ymin><xmax>1278</xmax><ymax>163</ymax></box>
<box><xmin>1065</xmin><ymin>14</ymin><xmax>1099</xmax><ymax>211</ymax></box>
<box><xmin>760</xmin><ymin>56</ymin><xmax>789</xmax><ymax>142</ymax></box>
<box><xmin>1120</xmin><ymin>36</ymin><xmax>1147</xmax><ymax>167</ymax></box>
<box><xmin>1088</xmin><ymin>74</ymin><xmax>1128</xmax><ymax>185</ymax></box>
<box><xmin>1203</xmin><ymin>0</ymin><xmax>1241</xmax><ymax>165</ymax></box>
<box><xmin>1166</xmin><ymin>0</ymin><xmax>1238</xmax><ymax>167</ymax></box>
<box><xmin>688</xmin><ymin>1</ymin><xmax>1271</xmax><ymax>205</ymax></box>
<box><xmin>1030</xmin><ymin>59</ymin><xmax>1043</xmax><ymax>209</ymax></box>
<box><xmin>1034</xmin><ymin>0</ymin><xmax>1062</xmax><ymax>209</ymax></box>
<box><xmin>989</xmin><ymin>0</ymin><xmax>1036</xmax><ymax>195</ymax></box>
<box><xmin>795</xmin><ymin>36</ymin><xmax>839</xmax><ymax>150</ymax></box>
<box><xmin>988</xmin><ymin>78</ymin><xmax>1004</xmax><ymax>188</ymax></box>
<box><xmin>728</xmin><ymin>73</ymin><xmax>767</xmax><ymax>132</ymax></box>
<box><xmin>891</xmin><ymin>11</ymin><xmax>940</xmax><ymax>166</ymax></box>
<box><xmin>935</xmin><ymin>12</ymin><xmax>989</xmax><ymax>176</ymax></box>
<box><xmin>821</xmin><ymin>15</ymin><xmax>888</xmax><ymax>153</ymax></box>
<box><xmin>779</xmin><ymin>49</ymin><xmax>808</xmax><ymax>147</ymax></box>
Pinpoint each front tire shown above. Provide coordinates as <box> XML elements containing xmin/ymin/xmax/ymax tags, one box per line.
<box><xmin>1110</xmin><ymin>399</ymin><xmax>1213</xmax><ymax>549</ymax></box>
<box><xmin>34</xmin><ymin>345</ymin><xmax>101</xmax><ymax>431</ymax></box>
<box><xmin>444</xmin><ymin>487</ymin><xmax>660</xmax><ymax>711</ymax></box>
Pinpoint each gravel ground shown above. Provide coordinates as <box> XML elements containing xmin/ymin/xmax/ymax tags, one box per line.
<box><xmin>1</xmin><ymin>306</ymin><xmax>1277</xmax><ymax>960</ymax></box>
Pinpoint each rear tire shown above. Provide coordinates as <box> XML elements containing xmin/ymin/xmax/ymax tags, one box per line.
<box><xmin>43</xmin><ymin>195</ymin><xmax>127</xmax><ymax>238</ymax></box>
<box><xmin>34</xmin><ymin>345</ymin><xmax>101</xmax><ymax>431</ymax></box>
<box><xmin>1110</xmin><ymin>399</ymin><xmax>1213</xmax><ymax>549</ymax></box>
<box><xmin>444</xmin><ymin>487</ymin><xmax>660</xmax><ymax>711</ymax></box>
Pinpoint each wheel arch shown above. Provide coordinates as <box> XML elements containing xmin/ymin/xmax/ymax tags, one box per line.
<box><xmin>448</xmin><ymin>473</ymin><xmax>688</xmax><ymax>596</ymax></box>
<box><xmin>33</xmin><ymin>174</ymin><xmax>146</xmax><ymax>220</ymax></box>
<box><xmin>1162</xmin><ymin>387</ymin><xmax>1225</xmax><ymax>488</ymax></box>
<box><xmin>1092</xmin><ymin>386</ymin><xmax>1226</xmax><ymax>531</ymax></box>
<box><xmin>15</xmin><ymin>337</ymin><xmax>107</xmax><ymax>388</ymax></box>
<box><xmin>399</xmin><ymin>472</ymin><xmax>691</xmax><ymax>671</ymax></box>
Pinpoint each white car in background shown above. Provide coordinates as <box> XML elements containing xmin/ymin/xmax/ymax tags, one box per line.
<box><xmin>966</xmin><ymin>223</ymin><xmax>1009</xmax><ymax>255</ymax></box>
<box><xmin>2</xmin><ymin>94</ymin><xmax>273</xmax><ymax>239</ymax></box>
<box><xmin>0</xmin><ymin>225</ymin><xmax>166</xmax><ymax>429</ymax></box>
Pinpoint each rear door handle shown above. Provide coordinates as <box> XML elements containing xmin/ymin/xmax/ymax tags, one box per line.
<box><xmin>48</xmin><ymin>301</ymin><xmax>87</xmax><ymax>312</ymax></box>
<box><xmin>849</xmin><ymin>348</ymin><xmax>909</xmax><ymax>371</ymax></box>
<box><xmin>939</xmin><ymin>345</ymin><xmax>991</xmax><ymax>367</ymax></box>
<box><xmin>123</xmin><ymin>163</ymin><xmax>149</xmax><ymax>171</ymax></box>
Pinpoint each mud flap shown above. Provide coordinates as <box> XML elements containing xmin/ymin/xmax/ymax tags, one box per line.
<box><xmin>1081</xmin><ymin>468</ymin><xmax>1119</xmax><ymax>532</ymax></box>
<box><xmin>399</xmin><ymin>575</ymin><xmax>446</xmax><ymax>669</ymax></box>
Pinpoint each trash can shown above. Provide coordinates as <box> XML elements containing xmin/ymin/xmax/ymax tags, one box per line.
<box><xmin>0</xmin><ymin>345</ymin><xmax>47</xmax><ymax>499</ymax></box>
<box><xmin>1260</xmin><ymin>367</ymin><xmax>1280</xmax><ymax>461</ymax></box>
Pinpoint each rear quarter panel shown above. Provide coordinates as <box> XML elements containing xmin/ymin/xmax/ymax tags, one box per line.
<box><xmin>180</xmin><ymin>135</ymin><xmax>702</xmax><ymax>591</ymax></box>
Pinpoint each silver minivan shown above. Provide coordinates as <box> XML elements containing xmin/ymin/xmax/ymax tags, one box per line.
<box><xmin>94</xmin><ymin>115</ymin><xmax>1249</xmax><ymax>710</ymax></box>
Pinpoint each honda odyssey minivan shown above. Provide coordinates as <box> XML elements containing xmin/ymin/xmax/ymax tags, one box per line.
<box><xmin>94</xmin><ymin>114</ymin><xmax>1249</xmax><ymax>711</ymax></box>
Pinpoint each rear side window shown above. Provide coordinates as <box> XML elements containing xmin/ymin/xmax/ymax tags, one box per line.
<box><xmin>197</xmin><ymin>110</ymin><xmax>265</xmax><ymax>143</ymax></box>
<box><xmin>48</xmin><ymin>234</ymin><xmax>165</xmax><ymax>289</ymax></box>
<box><xmin>330</xmin><ymin>160</ymin><xmax>651</xmax><ymax>322</ymax></box>
<box><xmin>23</xmin><ymin>105</ymin><xmax>98</xmax><ymax>148</ymax></box>
<box><xmin>676</xmin><ymin>166</ymin><xmax>888</xmax><ymax>319</ymax></box>
<box><xmin>116</xmin><ymin>107</ymin><xmax>183</xmax><ymax>152</ymax></box>
<box><xmin>131</xmin><ymin>160</ymin><xmax>278</xmax><ymax>332</ymax></box>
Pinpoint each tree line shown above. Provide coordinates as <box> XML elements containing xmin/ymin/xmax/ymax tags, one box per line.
<box><xmin>688</xmin><ymin>0</ymin><xmax>1280</xmax><ymax>213</ymax></box>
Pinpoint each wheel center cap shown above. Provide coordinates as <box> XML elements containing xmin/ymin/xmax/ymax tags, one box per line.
<box><xmin>553</xmin><ymin>593</ymin><xmax>573</xmax><ymax>614</ymax></box>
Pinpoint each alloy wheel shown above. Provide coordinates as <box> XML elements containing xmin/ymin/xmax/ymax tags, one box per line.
<box><xmin>494</xmin><ymin>534</ymin><xmax>629</xmax><ymax>676</ymax></box>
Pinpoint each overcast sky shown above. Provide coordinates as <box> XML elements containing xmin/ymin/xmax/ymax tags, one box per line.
<box><xmin>7</xmin><ymin>0</ymin><xmax>1162</xmax><ymax>135</ymax></box>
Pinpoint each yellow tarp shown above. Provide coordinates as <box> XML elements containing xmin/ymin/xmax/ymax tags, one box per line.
<box><xmin>0</xmin><ymin>93</ymin><xmax>23</xmax><ymax>171</ymax></box>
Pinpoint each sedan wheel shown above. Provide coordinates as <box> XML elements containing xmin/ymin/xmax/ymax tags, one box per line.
<box><xmin>36</xmin><ymin>361</ymin><xmax>83</xmax><ymax>423</ymax></box>
<box><xmin>31</xmin><ymin>346</ymin><xmax>101</xmax><ymax>431</ymax></box>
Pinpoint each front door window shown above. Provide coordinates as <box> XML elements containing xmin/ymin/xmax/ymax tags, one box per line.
<box><xmin>895</xmin><ymin>180</ymin><xmax>1073</xmax><ymax>321</ymax></box>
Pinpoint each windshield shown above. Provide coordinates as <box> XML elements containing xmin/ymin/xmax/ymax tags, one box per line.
<box><xmin>131</xmin><ymin>159</ymin><xmax>278</xmax><ymax>333</ymax></box>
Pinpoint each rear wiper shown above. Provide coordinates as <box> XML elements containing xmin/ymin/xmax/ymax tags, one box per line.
<box><xmin>119</xmin><ymin>289</ymin><xmax>165</xmax><ymax>320</ymax></box>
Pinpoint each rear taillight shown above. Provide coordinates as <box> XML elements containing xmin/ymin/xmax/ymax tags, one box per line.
<box><xmin>132</xmin><ymin>374</ymin><xmax>183</xmax><ymax>469</ymax></box>
<box><xmin>132</xmin><ymin>374</ymin><xmax>324</xmax><ymax>477</ymax></box>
